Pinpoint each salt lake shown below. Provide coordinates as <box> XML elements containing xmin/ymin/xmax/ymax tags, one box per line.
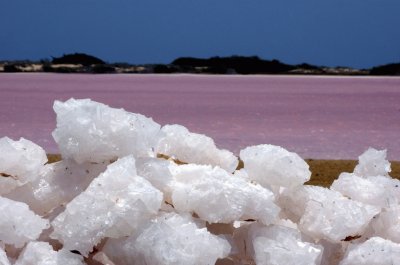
<box><xmin>0</xmin><ymin>73</ymin><xmax>399</xmax><ymax>160</ymax></box>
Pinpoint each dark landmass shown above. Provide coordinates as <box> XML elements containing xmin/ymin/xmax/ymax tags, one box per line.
<box><xmin>1</xmin><ymin>53</ymin><xmax>399</xmax><ymax>76</ymax></box>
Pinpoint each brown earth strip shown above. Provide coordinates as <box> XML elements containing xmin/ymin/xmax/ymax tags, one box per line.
<box><xmin>47</xmin><ymin>154</ymin><xmax>400</xmax><ymax>188</ymax></box>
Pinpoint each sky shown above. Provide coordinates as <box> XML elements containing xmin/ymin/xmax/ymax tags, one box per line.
<box><xmin>0</xmin><ymin>0</ymin><xmax>399</xmax><ymax>68</ymax></box>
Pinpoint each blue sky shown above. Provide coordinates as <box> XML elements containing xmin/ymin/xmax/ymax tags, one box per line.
<box><xmin>0</xmin><ymin>0</ymin><xmax>399</xmax><ymax>68</ymax></box>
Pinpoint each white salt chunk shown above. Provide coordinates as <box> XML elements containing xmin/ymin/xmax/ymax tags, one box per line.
<box><xmin>156</xmin><ymin>124</ymin><xmax>238</xmax><ymax>173</ymax></box>
<box><xmin>52</xmin><ymin>98</ymin><xmax>161</xmax><ymax>164</ymax></box>
<box><xmin>279</xmin><ymin>186</ymin><xmax>380</xmax><ymax>242</ymax></box>
<box><xmin>240</xmin><ymin>144</ymin><xmax>311</xmax><ymax>189</ymax></box>
<box><xmin>331</xmin><ymin>173</ymin><xmax>399</xmax><ymax>208</ymax></box>
<box><xmin>50</xmin><ymin>155</ymin><xmax>163</xmax><ymax>256</ymax></box>
<box><xmin>135</xmin><ymin>157</ymin><xmax>174</xmax><ymax>197</ymax></box>
<box><xmin>370</xmin><ymin>206</ymin><xmax>400</xmax><ymax>243</ymax></box>
<box><xmin>171</xmin><ymin>164</ymin><xmax>280</xmax><ymax>225</ymax></box>
<box><xmin>0</xmin><ymin>247</ymin><xmax>11</xmax><ymax>265</ymax></box>
<box><xmin>339</xmin><ymin>237</ymin><xmax>400</xmax><ymax>265</ymax></box>
<box><xmin>103</xmin><ymin>213</ymin><xmax>231</xmax><ymax>265</ymax></box>
<box><xmin>14</xmin><ymin>241</ymin><xmax>84</xmax><ymax>265</ymax></box>
<box><xmin>353</xmin><ymin>148</ymin><xmax>391</xmax><ymax>177</ymax></box>
<box><xmin>249</xmin><ymin>224</ymin><xmax>323</xmax><ymax>265</ymax></box>
<box><xmin>0</xmin><ymin>196</ymin><xmax>49</xmax><ymax>248</ymax></box>
<box><xmin>5</xmin><ymin>160</ymin><xmax>108</xmax><ymax>216</ymax></box>
<box><xmin>0</xmin><ymin>137</ymin><xmax>47</xmax><ymax>195</ymax></box>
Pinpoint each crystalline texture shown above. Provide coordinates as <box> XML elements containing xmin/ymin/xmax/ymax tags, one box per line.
<box><xmin>240</xmin><ymin>144</ymin><xmax>311</xmax><ymax>189</ymax></box>
<box><xmin>353</xmin><ymin>148</ymin><xmax>391</xmax><ymax>177</ymax></box>
<box><xmin>0</xmin><ymin>137</ymin><xmax>47</xmax><ymax>195</ymax></box>
<box><xmin>331</xmin><ymin>173</ymin><xmax>399</xmax><ymax>208</ymax></box>
<box><xmin>14</xmin><ymin>241</ymin><xmax>84</xmax><ymax>265</ymax></box>
<box><xmin>339</xmin><ymin>237</ymin><xmax>400</xmax><ymax>265</ymax></box>
<box><xmin>103</xmin><ymin>213</ymin><xmax>231</xmax><ymax>265</ymax></box>
<box><xmin>5</xmin><ymin>160</ymin><xmax>108</xmax><ymax>216</ymax></box>
<box><xmin>170</xmin><ymin>164</ymin><xmax>280</xmax><ymax>225</ymax></box>
<box><xmin>52</xmin><ymin>98</ymin><xmax>161</xmax><ymax>164</ymax></box>
<box><xmin>156</xmin><ymin>124</ymin><xmax>238</xmax><ymax>173</ymax></box>
<box><xmin>279</xmin><ymin>186</ymin><xmax>380</xmax><ymax>242</ymax></box>
<box><xmin>0</xmin><ymin>196</ymin><xmax>49</xmax><ymax>248</ymax></box>
<box><xmin>249</xmin><ymin>224</ymin><xmax>323</xmax><ymax>265</ymax></box>
<box><xmin>0</xmin><ymin>247</ymin><xmax>11</xmax><ymax>265</ymax></box>
<box><xmin>50</xmin><ymin>156</ymin><xmax>163</xmax><ymax>256</ymax></box>
<box><xmin>370</xmin><ymin>206</ymin><xmax>400</xmax><ymax>243</ymax></box>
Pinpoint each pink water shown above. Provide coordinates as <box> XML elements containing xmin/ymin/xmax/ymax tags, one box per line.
<box><xmin>1</xmin><ymin>73</ymin><xmax>399</xmax><ymax>160</ymax></box>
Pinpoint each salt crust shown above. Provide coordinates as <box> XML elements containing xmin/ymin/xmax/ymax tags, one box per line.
<box><xmin>240</xmin><ymin>144</ymin><xmax>311</xmax><ymax>189</ymax></box>
<box><xmin>102</xmin><ymin>213</ymin><xmax>231</xmax><ymax>265</ymax></box>
<box><xmin>0</xmin><ymin>137</ymin><xmax>47</xmax><ymax>195</ymax></box>
<box><xmin>50</xmin><ymin>155</ymin><xmax>163</xmax><ymax>256</ymax></box>
<box><xmin>0</xmin><ymin>196</ymin><xmax>49</xmax><ymax>248</ymax></box>
<box><xmin>14</xmin><ymin>241</ymin><xmax>84</xmax><ymax>265</ymax></box>
<box><xmin>52</xmin><ymin>98</ymin><xmax>161</xmax><ymax>164</ymax></box>
<box><xmin>156</xmin><ymin>124</ymin><xmax>239</xmax><ymax>172</ymax></box>
<box><xmin>340</xmin><ymin>237</ymin><xmax>400</xmax><ymax>265</ymax></box>
<box><xmin>170</xmin><ymin>164</ymin><xmax>280</xmax><ymax>224</ymax></box>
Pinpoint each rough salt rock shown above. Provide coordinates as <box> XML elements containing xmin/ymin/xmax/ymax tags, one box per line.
<box><xmin>0</xmin><ymin>137</ymin><xmax>47</xmax><ymax>195</ymax></box>
<box><xmin>14</xmin><ymin>241</ymin><xmax>84</xmax><ymax>265</ymax></box>
<box><xmin>156</xmin><ymin>124</ymin><xmax>238</xmax><ymax>173</ymax></box>
<box><xmin>353</xmin><ymin>148</ymin><xmax>391</xmax><ymax>177</ymax></box>
<box><xmin>339</xmin><ymin>237</ymin><xmax>400</xmax><ymax>265</ymax></box>
<box><xmin>248</xmin><ymin>224</ymin><xmax>323</xmax><ymax>265</ymax></box>
<box><xmin>0</xmin><ymin>196</ymin><xmax>49</xmax><ymax>248</ymax></box>
<box><xmin>5</xmin><ymin>160</ymin><xmax>108</xmax><ymax>216</ymax></box>
<box><xmin>0</xmin><ymin>248</ymin><xmax>11</xmax><ymax>265</ymax></box>
<box><xmin>331</xmin><ymin>173</ymin><xmax>400</xmax><ymax>208</ymax></box>
<box><xmin>279</xmin><ymin>186</ymin><xmax>380</xmax><ymax>242</ymax></box>
<box><xmin>170</xmin><ymin>164</ymin><xmax>280</xmax><ymax>225</ymax></box>
<box><xmin>240</xmin><ymin>144</ymin><xmax>311</xmax><ymax>189</ymax></box>
<box><xmin>102</xmin><ymin>213</ymin><xmax>231</xmax><ymax>265</ymax></box>
<box><xmin>135</xmin><ymin>157</ymin><xmax>174</xmax><ymax>198</ymax></box>
<box><xmin>52</xmin><ymin>98</ymin><xmax>161</xmax><ymax>164</ymax></box>
<box><xmin>370</xmin><ymin>206</ymin><xmax>400</xmax><ymax>243</ymax></box>
<box><xmin>50</xmin><ymin>155</ymin><xmax>163</xmax><ymax>256</ymax></box>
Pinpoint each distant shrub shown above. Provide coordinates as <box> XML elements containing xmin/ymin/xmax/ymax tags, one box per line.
<box><xmin>3</xmin><ymin>64</ymin><xmax>22</xmax><ymax>72</ymax></box>
<box><xmin>52</xmin><ymin>53</ymin><xmax>105</xmax><ymax>66</ymax></box>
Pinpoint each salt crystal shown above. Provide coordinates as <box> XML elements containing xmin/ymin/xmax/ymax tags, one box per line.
<box><xmin>0</xmin><ymin>137</ymin><xmax>47</xmax><ymax>195</ymax></box>
<box><xmin>5</xmin><ymin>160</ymin><xmax>107</xmax><ymax>216</ymax></box>
<box><xmin>50</xmin><ymin>155</ymin><xmax>163</xmax><ymax>256</ymax></box>
<box><xmin>14</xmin><ymin>241</ymin><xmax>84</xmax><ymax>265</ymax></box>
<box><xmin>280</xmin><ymin>186</ymin><xmax>380</xmax><ymax>242</ymax></box>
<box><xmin>331</xmin><ymin>173</ymin><xmax>398</xmax><ymax>208</ymax></box>
<box><xmin>156</xmin><ymin>124</ymin><xmax>238</xmax><ymax>172</ymax></box>
<box><xmin>103</xmin><ymin>212</ymin><xmax>231</xmax><ymax>265</ymax></box>
<box><xmin>370</xmin><ymin>206</ymin><xmax>400</xmax><ymax>243</ymax></box>
<box><xmin>248</xmin><ymin>224</ymin><xmax>323</xmax><ymax>265</ymax></box>
<box><xmin>0</xmin><ymin>196</ymin><xmax>49</xmax><ymax>248</ymax></box>
<box><xmin>240</xmin><ymin>144</ymin><xmax>311</xmax><ymax>189</ymax></box>
<box><xmin>353</xmin><ymin>148</ymin><xmax>391</xmax><ymax>177</ymax></box>
<box><xmin>135</xmin><ymin>157</ymin><xmax>174</xmax><ymax>198</ymax></box>
<box><xmin>170</xmin><ymin>164</ymin><xmax>280</xmax><ymax>225</ymax></box>
<box><xmin>340</xmin><ymin>237</ymin><xmax>400</xmax><ymax>265</ymax></box>
<box><xmin>52</xmin><ymin>98</ymin><xmax>161</xmax><ymax>164</ymax></box>
<box><xmin>0</xmin><ymin>247</ymin><xmax>11</xmax><ymax>265</ymax></box>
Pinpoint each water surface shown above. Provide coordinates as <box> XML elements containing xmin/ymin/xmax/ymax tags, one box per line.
<box><xmin>1</xmin><ymin>73</ymin><xmax>399</xmax><ymax>160</ymax></box>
